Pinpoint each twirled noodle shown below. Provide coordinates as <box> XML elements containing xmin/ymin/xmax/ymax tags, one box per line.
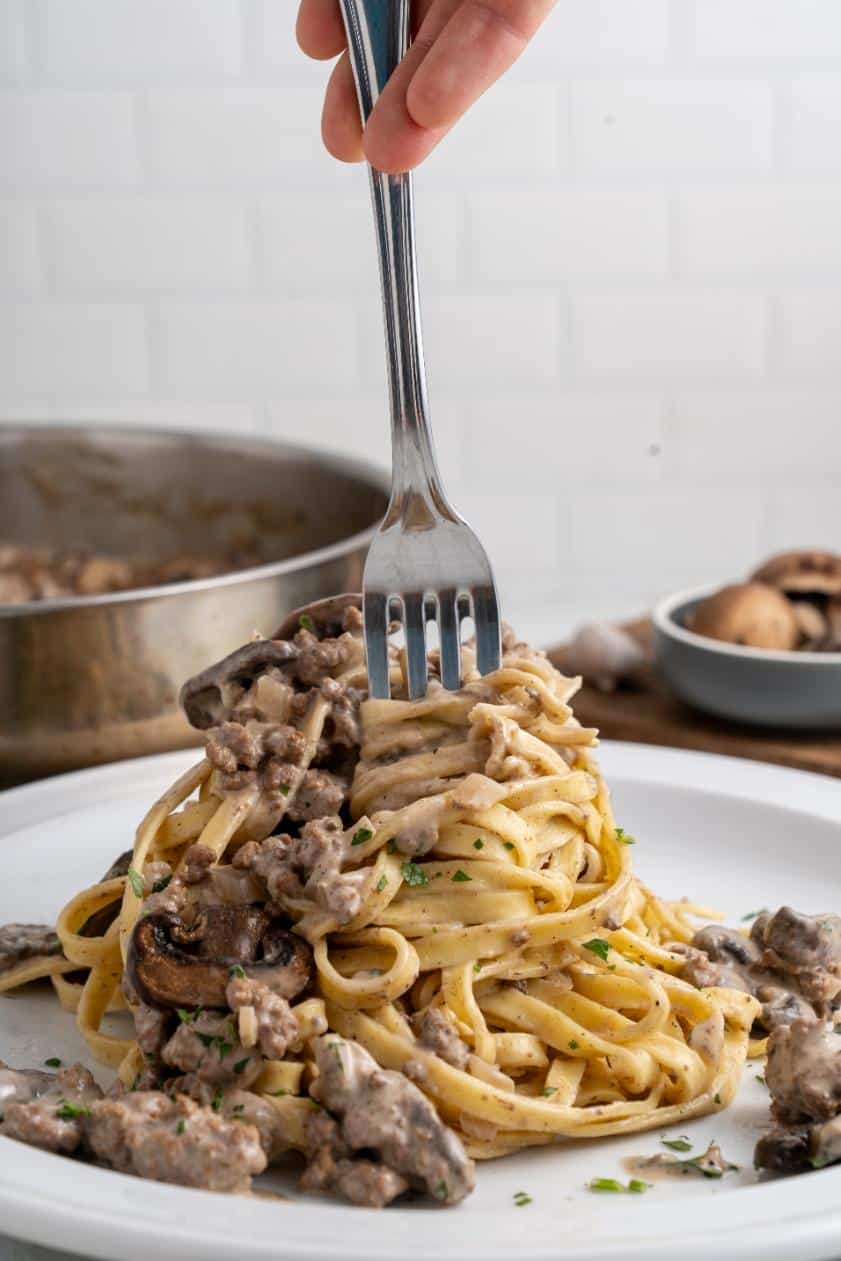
<box><xmin>5</xmin><ymin>619</ymin><xmax>760</xmax><ymax>1165</ymax></box>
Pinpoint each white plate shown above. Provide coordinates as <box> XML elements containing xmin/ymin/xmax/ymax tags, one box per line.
<box><xmin>1</xmin><ymin>744</ymin><xmax>841</xmax><ymax>1261</ymax></box>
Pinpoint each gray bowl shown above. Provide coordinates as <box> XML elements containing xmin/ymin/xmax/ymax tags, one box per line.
<box><xmin>653</xmin><ymin>584</ymin><xmax>841</xmax><ymax>730</ymax></box>
<box><xmin>0</xmin><ymin>424</ymin><xmax>388</xmax><ymax>780</ymax></box>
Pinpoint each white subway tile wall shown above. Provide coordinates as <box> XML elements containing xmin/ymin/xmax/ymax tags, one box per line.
<box><xmin>1</xmin><ymin>0</ymin><xmax>840</xmax><ymax>635</ymax></box>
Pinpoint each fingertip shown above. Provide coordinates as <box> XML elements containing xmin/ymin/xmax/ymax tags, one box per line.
<box><xmin>296</xmin><ymin>0</ymin><xmax>346</xmax><ymax>60</ymax></box>
<box><xmin>321</xmin><ymin>53</ymin><xmax>365</xmax><ymax>163</ymax></box>
<box><xmin>362</xmin><ymin>118</ymin><xmax>444</xmax><ymax>175</ymax></box>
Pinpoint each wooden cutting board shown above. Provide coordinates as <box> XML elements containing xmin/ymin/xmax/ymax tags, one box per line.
<box><xmin>548</xmin><ymin>618</ymin><xmax>841</xmax><ymax>779</ymax></box>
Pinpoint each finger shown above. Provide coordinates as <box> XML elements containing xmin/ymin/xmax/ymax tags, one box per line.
<box><xmin>322</xmin><ymin>50</ymin><xmax>365</xmax><ymax>163</ymax></box>
<box><xmin>296</xmin><ymin>0</ymin><xmax>346</xmax><ymax>60</ymax></box>
<box><xmin>362</xmin><ymin>0</ymin><xmax>459</xmax><ymax>172</ymax></box>
<box><xmin>407</xmin><ymin>0</ymin><xmax>557</xmax><ymax>131</ymax></box>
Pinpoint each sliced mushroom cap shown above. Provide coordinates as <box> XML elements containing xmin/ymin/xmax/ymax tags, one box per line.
<box><xmin>688</xmin><ymin>582</ymin><xmax>799</xmax><ymax>651</ymax></box>
<box><xmin>179</xmin><ymin>639</ymin><xmax>298</xmax><ymax>730</ymax></box>
<box><xmin>752</xmin><ymin>551</ymin><xmax>841</xmax><ymax>597</ymax></box>
<box><xmin>273</xmin><ymin>593</ymin><xmax>362</xmax><ymax>641</ymax></box>
<box><xmin>126</xmin><ymin>904</ymin><xmax>313</xmax><ymax>1011</ymax></box>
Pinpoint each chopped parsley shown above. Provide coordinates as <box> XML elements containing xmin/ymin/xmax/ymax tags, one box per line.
<box><xmin>568</xmin><ymin>1040</ymin><xmax>579</xmax><ymax>1050</ymax></box>
<box><xmin>588</xmin><ymin>1177</ymin><xmax>648</xmax><ymax>1194</ymax></box>
<box><xmin>212</xmin><ymin>1087</ymin><xmax>224</xmax><ymax>1114</ymax></box>
<box><xmin>503</xmin><ymin>842</ymin><xmax>515</xmax><ymax>851</ymax></box>
<box><xmin>176</xmin><ymin>1119</ymin><xmax>186</xmax><ymax>1136</ymax></box>
<box><xmin>233</xmin><ymin>1058</ymin><xmax>250</xmax><ymax>1075</ymax></box>
<box><xmin>279</xmin><ymin>784</ymin><xmax>291</xmax><ymax>796</ymax></box>
<box><xmin>513</xmin><ymin>1191</ymin><xmax>533</xmax><ymax>1207</ymax></box>
<box><xmin>473</xmin><ymin>962</ymin><xmax>482</xmax><ymax>974</ymax></box>
<box><xmin>232</xmin><ymin>1104</ymin><xmax>245</xmax><ymax>1116</ymax></box>
<box><xmin>127</xmin><ymin>867</ymin><xmax>144</xmax><ymax>898</ymax></box>
<box><xmin>55</xmin><ymin>1100</ymin><xmax>89</xmax><ymax>1121</ymax></box>
<box><xmin>299</xmin><ymin>614</ymin><xmax>315</xmax><ymax>633</ymax></box>
<box><xmin>473</xmin><ymin>839</ymin><xmax>484</xmax><ymax>850</ymax></box>
<box><xmin>614</xmin><ymin>827</ymin><xmax>635</xmax><ymax>845</ymax></box>
<box><xmin>401</xmin><ymin>862</ymin><xmax>429</xmax><ymax>887</ymax></box>
<box><xmin>583</xmin><ymin>938</ymin><xmax>610</xmax><ymax>963</ymax></box>
<box><xmin>329</xmin><ymin>1042</ymin><xmax>345</xmax><ymax>1073</ymax></box>
<box><xmin>376</xmin><ymin>875</ymin><xmax>388</xmax><ymax>893</ymax></box>
<box><xmin>665</xmin><ymin>1148</ymin><xmax>738</xmax><ymax>1179</ymax></box>
<box><xmin>661</xmin><ymin>1137</ymin><xmax>693</xmax><ymax>1152</ymax></box>
<box><xmin>741</xmin><ymin>909</ymin><xmax>768</xmax><ymax>922</ymax></box>
<box><xmin>267</xmin><ymin>1089</ymin><xmax>288</xmax><ymax>1097</ymax></box>
<box><xmin>452</xmin><ymin>869</ymin><xmax>472</xmax><ymax>883</ymax></box>
<box><xmin>756</xmin><ymin>1074</ymin><xmax>766</xmax><ymax>1084</ymax></box>
<box><xmin>229</xmin><ymin>964</ymin><xmax>246</xmax><ymax>980</ymax></box>
<box><xmin>44</xmin><ymin>1057</ymin><xmax>62</xmax><ymax>1068</ymax></box>
<box><xmin>434</xmin><ymin>1181</ymin><xmax>449</xmax><ymax>1201</ymax></box>
<box><xmin>386</xmin><ymin>839</ymin><xmax>397</xmax><ymax>854</ymax></box>
<box><xmin>176</xmin><ymin>1007</ymin><xmax>201</xmax><ymax>1024</ymax></box>
<box><xmin>152</xmin><ymin>874</ymin><xmax>171</xmax><ymax>893</ymax></box>
<box><xmin>714</xmin><ymin>1093</ymin><xmax>722</xmax><ymax>1105</ymax></box>
<box><xmin>541</xmin><ymin>1087</ymin><xmax>557</xmax><ymax>1097</ymax></box>
<box><xmin>351</xmin><ymin>827</ymin><xmax>373</xmax><ymax>847</ymax></box>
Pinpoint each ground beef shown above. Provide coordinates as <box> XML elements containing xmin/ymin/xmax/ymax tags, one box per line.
<box><xmin>134</xmin><ymin>1003</ymin><xmax>173</xmax><ymax>1061</ymax></box>
<box><xmin>0</xmin><ymin>1062</ymin><xmax>55</xmax><ymax>1117</ymax></box>
<box><xmin>161</xmin><ymin>1012</ymin><xmax>262</xmax><ymax>1087</ymax></box>
<box><xmin>310</xmin><ymin>1035</ymin><xmax>475</xmax><ymax>1205</ymax></box>
<box><xmin>0</xmin><ymin>923</ymin><xmax>61</xmax><ymax>973</ymax></box>
<box><xmin>226</xmin><ymin>975</ymin><xmax>298</xmax><ymax>1060</ymax></box>
<box><xmin>752</xmin><ymin>907</ymin><xmax>841</xmax><ymax>1006</ymax></box>
<box><xmin>85</xmin><ymin>1092</ymin><xmax>265</xmax><ymax>1192</ymax></box>
<box><xmin>300</xmin><ymin>1109</ymin><xmax>409</xmax><ymax>1208</ymax></box>
<box><xmin>320</xmin><ymin>678</ymin><xmax>361</xmax><ymax>749</ymax></box>
<box><xmin>286</xmin><ymin>770</ymin><xmax>346</xmax><ymax>823</ymax></box>
<box><xmin>1</xmin><ymin>1064</ymin><xmax>102</xmax><ymax>1154</ymax></box>
<box><xmin>766</xmin><ymin>1020</ymin><xmax>841</xmax><ymax>1124</ymax></box>
<box><xmin>415</xmin><ymin>1009</ymin><xmax>471</xmax><ymax>1070</ymax></box>
<box><xmin>175</xmin><ymin>1077</ymin><xmax>291</xmax><ymax>1161</ymax></box>
<box><xmin>246</xmin><ymin>818</ymin><xmax>366</xmax><ymax>926</ymax></box>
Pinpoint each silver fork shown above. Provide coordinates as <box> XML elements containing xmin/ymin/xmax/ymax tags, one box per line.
<box><xmin>337</xmin><ymin>0</ymin><xmax>502</xmax><ymax>700</ymax></box>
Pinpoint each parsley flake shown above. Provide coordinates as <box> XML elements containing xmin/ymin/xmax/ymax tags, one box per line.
<box><xmin>588</xmin><ymin>1177</ymin><xmax>647</xmax><ymax>1194</ymax></box>
<box><xmin>376</xmin><ymin>875</ymin><xmax>388</xmax><ymax>893</ymax></box>
<box><xmin>152</xmin><ymin>874</ymin><xmax>171</xmax><ymax>893</ymax></box>
<box><xmin>55</xmin><ymin>1100</ymin><xmax>89</xmax><ymax>1121</ymax></box>
<box><xmin>279</xmin><ymin>784</ymin><xmax>291</xmax><ymax>796</ymax></box>
<box><xmin>176</xmin><ymin>1119</ymin><xmax>186</xmax><ymax>1136</ymax></box>
<box><xmin>352</xmin><ymin>827</ymin><xmax>373</xmax><ymax>847</ymax></box>
<box><xmin>233</xmin><ymin>1058</ymin><xmax>250</xmax><ymax>1075</ymax></box>
<box><xmin>434</xmin><ymin>1180</ymin><xmax>449</xmax><ymax>1201</ymax></box>
<box><xmin>661</xmin><ymin>1137</ymin><xmax>692</xmax><ymax>1152</ymax></box>
<box><xmin>229</xmin><ymin>964</ymin><xmax>246</xmax><ymax>979</ymax></box>
<box><xmin>513</xmin><ymin>1191</ymin><xmax>532</xmax><ymax>1207</ymax></box>
<box><xmin>473</xmin><ymin>962</ymin><xmax>482</xmax><ymax>974</ymax></box>
<box><xmin>127</xmin><ymin>867</ymin><xmax>144</xmax><ymax>898</ymax></box>
<box><xmin>44</xmin><ymin>1057</ymin><xmax>62</xmax><ymax>1068</ymax></box>
<box><xmin>503</xmin><ymin>842</ymin><xmax>515</xmax><ymax>851</ymax></box>
<box><xmin>615</xmin><ymin>827</ymin><xmax>636</xmax><ymax>845</ymax></box>
<box><xmin>299</xmin><ymin>614</ymin><xmax>315</xmax><ymax>633</ymax></box>
<box><xmin>714</xmin><ymin>1093</ymin><xmax>722</xmax><ymax>1105</ymax></box>
<box><xmin>212</xmin><ymin>1087</ymin><xmax>224</xmax><ymax>1113</ymax></box>
<box><xmin>473</xmin><ymin>839</ymin><xmax>484</xmax><ymax>850</ymax></box>
<box><xmin>542</xmin><ymin>1087</ymin><xmax>557</xmax><ymax>1097</ymax></box>
<box><xmin>452</xmin><ymin>869</ymin><xmax>472</xmax><ymax>883</ymax></box>
<box><xmin>741</xmin><ymin>909</ymin><xmax>768</xmax><ymax>922</ymax></box>
<box><xmin>401</xmin><ymin>862</ymin><xmax>429</xmax><ymax>887</ymax></box>
<box><xmin>583</xmin><ymin>938</ymin><xmax>610</xmax><ymax>962</ymax></box>
<box><xmin>267</xmin><ymin>1089</ymin><xmax>288</xmax><ymax>1097</ymax></box>
<box><xmin>568</xmin><ymin>1040</ymin><xmax>579</xmax><ymax>1050</ymax></box>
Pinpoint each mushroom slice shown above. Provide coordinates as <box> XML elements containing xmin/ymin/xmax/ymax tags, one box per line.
<box><xmin>751</xmin><ymin>551</ymin><xmax>841</xmax><ymax>597</ymax></box>
<box><xmin>273</xmin><ymin>594</ymin><xmax>362</xmax><ymax>641</ymax></box>
<box><xmin>687</xmin><ymin>582</ymin><xmax>799</xmax><ymax>651</ymax></box>
<box><xmin>126</xmin><ymin>906</ymin><xmax>313</xmax><ymax>1012</ymax></box>
<box><xmin>179</xmin><ymin>640</ymin><xmax>298</xmax><ymax>730</ymax></box>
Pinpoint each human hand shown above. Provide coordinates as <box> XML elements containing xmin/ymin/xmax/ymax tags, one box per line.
<box><xmin>296</xmin><ymin>1</ymin><xmax>557</xmax><ymax>173</ymax></box>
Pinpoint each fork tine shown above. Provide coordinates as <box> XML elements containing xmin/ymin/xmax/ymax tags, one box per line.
<box><xmin>402</xmin><ymin>591</ymin><xmax>428</xmax><ymax>699</ymax></box>
<box><xmin>363</xmin><ymin>591</ymin><xmax>391</xmax><ymax>699</ymax></box>
<box><xmin>437</xmin><ymin>590</ymin><xmax>461</xmax><ymax>692</ymax></box>
<box><xmin>472</xmin><ymin>584</ymin><xmax>502</xmax><ymax>677</ymax></box>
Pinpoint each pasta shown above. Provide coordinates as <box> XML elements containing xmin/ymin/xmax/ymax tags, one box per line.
<box><xmin>0</xmin><ymin>598</ymin><xmax>760</xmax><ymax>1193</ymax></box>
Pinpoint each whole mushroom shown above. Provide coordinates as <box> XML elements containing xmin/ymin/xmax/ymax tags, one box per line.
<box><xmin>688</xmin><ymin>582</ymin><xmax>799</xmax><ymax>651</ymax></box>
<box><xmin>751</xmin><ymin>551</ymin><xmax>841</xmax><ymax>597</ymax></box>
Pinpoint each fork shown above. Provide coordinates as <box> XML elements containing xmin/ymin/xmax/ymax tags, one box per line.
<box><xmin>337</xmin><ymin>0</ymin><xmax>502</xmax><ymax>701</ymax></box>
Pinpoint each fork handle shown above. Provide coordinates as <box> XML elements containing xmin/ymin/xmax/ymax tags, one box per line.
<box><xmin>337</xmin><ymin>0</ymin><xmax>447</xmax><ymax>518</ymax></box>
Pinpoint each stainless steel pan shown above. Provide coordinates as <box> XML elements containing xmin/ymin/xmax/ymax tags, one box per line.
<box><xmin>0</xmin><ymin>425</ymin><xmax>388</xmax><ymax>781</ymax></box>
